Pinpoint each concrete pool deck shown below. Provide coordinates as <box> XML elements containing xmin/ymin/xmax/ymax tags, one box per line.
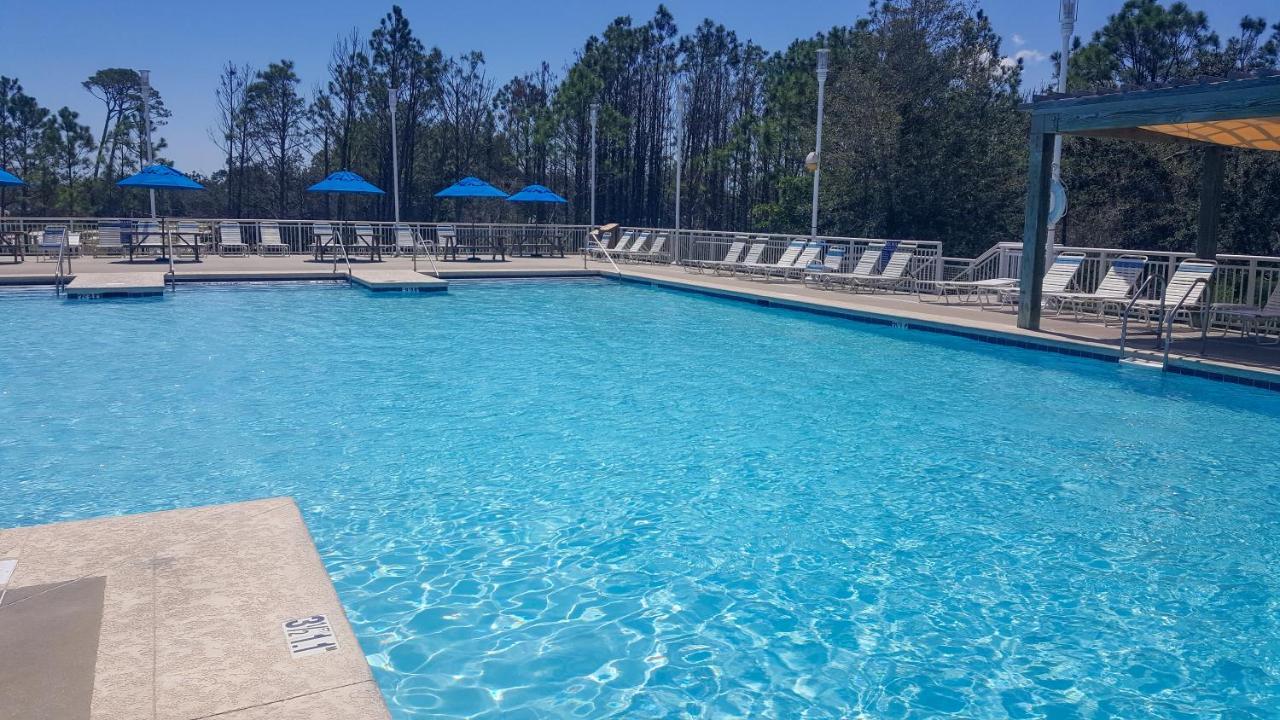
<box><xmin>0</xmin><ymin>498</ymin><xmax>390</xmax><ymax>720</ymax></box>
<box><xmin>1</xmin><ymin>253</ymin><xmax>1277</xmax><ymax>388</ymax></box>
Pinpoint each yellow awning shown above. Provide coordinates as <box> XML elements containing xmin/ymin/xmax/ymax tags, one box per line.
<box><xmin>1140</xmin><ymin>117</ymin><xmax>1280</xmax><ymax>151</ymax></box>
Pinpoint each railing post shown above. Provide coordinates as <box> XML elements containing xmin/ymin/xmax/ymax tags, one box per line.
<box><xmin>1246</xmin><ymin>259</ymin><xmax>1258</xmax><ymax>306</ymax></box>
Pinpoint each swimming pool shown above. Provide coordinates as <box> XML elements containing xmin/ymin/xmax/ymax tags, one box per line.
<box><xmin>3</xmin><ymin>279</ymin><xmax>1279</xmax><ymax>718</ymax></box>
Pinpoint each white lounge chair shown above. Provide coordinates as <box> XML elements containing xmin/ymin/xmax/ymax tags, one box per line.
<box><xmin>755</xmin><ymin>241</ymin><xmax>823</xmax><ymax>282</ymax></box>
<box><xmin>801</xmin><ymin>246</ymin><xmax>848</xmax><ymax>286</ymax></box>
<box><xmin>690</xmin><ymin>238</ymin><xmax>747</xmax><ymax>274</ymax></box>
<box><xmin>626</xmin><ymin>235</ymin><xmax>667</xmax><ymax>263</ymax></box>
<box><xmin>744</xmin><ymin>239</ymin><xmax>806</xmax><ymax>279</ymax></box>
<box><xmin>259</xmin><ymin>222</ymin><xmax>289</xmax><ymax>256</ymax></box>
<box><xmin>94</xmin><ymin>220</ymin><xmax>125</xmax><ymax>257</ymax></box>
<box><xmin>394</xmin><ymin>226</ymin><xmax>425</xmax><ymax>256</ymax></box>
<box><xmin>931</xmin><ymin>277</ymin><xmax>1018</xmax><ymax>304</ymax></box>
<box><xmin>617</xmin><ymin>232</ymin><xmax>649</xmax><ymax>256</ymax></box>
<box><xmin>218</xmin><ymin>222</ymin><xmax>249</xmax><ymax>256</ymax></box>
<box><xmin>1212</xmin><ymin>281</ymin><xmax>1280</xmax><ymax>344</ymax></box>
<box><xmin>717</xmin><ymin>242</ymin><xmax>768</xmax><ymax>276</ymax></box>
<box><xmin>611</xmin><ymin>230</ymin><xmax>635</xmax><ymax>250</ymax></box>
<box><xmin>1046</xmin><ymin>255</ymin><xmax>1147</xmax><ymax>320</ymax></box>
<box><xmin>1107</xmin><ymin>258</ymin><xmax>1216</xmax><ymax>328</ymax></box>
<box><xmin>987</xmin><ymin>251</ymin><xmax>1087</xmax><ymax>310</ymax></box>
<box><xmin>590</xmin><ymin>230</ymin><xmax>631</xmax><ymax>259</ymax></box>
<box><xmin>37</xmin><ymin>225</ymin><xmax>68</xmax><ymax>261</ymax></box>
<box><xmin>847</xmin><ymin>242</ymin><xmax>917</xmax><ymax>293</ymax></box>
<box><xmin>823</xmin><ymin>242</ymin><xmax>886</xmax><ymax>289</ymax></box>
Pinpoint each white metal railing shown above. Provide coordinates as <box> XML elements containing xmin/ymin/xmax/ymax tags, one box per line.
<box><xmin>583</xmin><ymin>228</ymin><xmax>623</xmax><ymax>276</ymax></box>
<box><xmin>624</xmin><ymin>227</ymin><xmax>946</xmax><ymax>285</ymax></box>
<box><xmin>977</xmin><ymin>242</ymin><xmax>1280</xmax><ymax>309</ymax></box>
<box><xmin>0</xmin><ymin>218</ymin><xmax>593</xmax><ymax>260</ymax></box>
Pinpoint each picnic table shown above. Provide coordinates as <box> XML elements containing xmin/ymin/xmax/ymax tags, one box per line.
<box><xmin>0</xmin><ymin>229</ymin><xmax>26</xmax><ymax>262</ymax></box>
<box><xmin>442</xmin><ymin>229</ymin><xmax>505</xmax><ymax>261</ymax></box>
<box><xmin>126</xmin><ymin>221</ymin><xmax>206</xmax><ymax>262</ymax></box>
<box><xmin>507</xmin><ymin>227</ymin><xmax>565</xmax><ymax>258</ymax></box>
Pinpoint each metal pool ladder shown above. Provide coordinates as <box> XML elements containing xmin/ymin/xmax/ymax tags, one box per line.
<box><xmin>1118</xmin><ymin>275</ymin><xmax>1211</xmax><ymax>371</ymax></box>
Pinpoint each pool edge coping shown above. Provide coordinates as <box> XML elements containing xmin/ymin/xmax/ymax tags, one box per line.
<box><xmin>0</xmin><ymin>497</ymin><xmax>392</xmax><ymax>720</ymax></box>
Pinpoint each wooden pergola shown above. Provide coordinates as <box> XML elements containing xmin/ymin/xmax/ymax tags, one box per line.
<box><xmin>1017</xmin><ymin>72</ymin><xmax>1280</xmax><ymax>329</ymax></box>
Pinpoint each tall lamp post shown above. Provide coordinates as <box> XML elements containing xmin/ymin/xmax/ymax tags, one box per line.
<box><xmin>807</xmin><ymin>48</ymin><xmax>829</xmax><ymax>242</ymax></box>
<box><xmin>139</xmin><ymin>70</ymin><xmax>156</xmax><ymax>218</ymax></box>
<box><xmin>673</xmin><ymin>91</ymin><xmax>684</xmax><ymax>263</ymax></box>
<box><xmin>1046</xmin><ymin>0</ymin><xmax>1078</xmax><ymax>267</ymax></box>
<box><xmin>388</xmin><ymin>86</ymin><xmax>401</xmax><ymax>223</ymax></box>
<box><xmin>589</xmin><ymin>102</ymin><xmax>599</xmax><ymax>229</ymax></box>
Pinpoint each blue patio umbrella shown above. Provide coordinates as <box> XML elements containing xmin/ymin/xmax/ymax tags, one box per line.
<box><xmin>117</xmin><ymin>163</ymin><xmax>205</xmax><ymax>191</ymax></box>
<box><xmin>116</xmin><ymin>164</ymin><xmax>207</xmax><ymax>262</ymax></box>
<box><xmin>307</xmin><ymin>170</ymin><xmax>385</xmax><ymax>195</ymax></box>
<box><xmin>505</xmin><ymin>184</ymin><xmax>568</xmax><ymax>257</ymax></box>
<box><xmin>506</xmin><ymin>184</ymin><xmax>567</xmax><ymax>204</ymax></box>
<box><xmin>435</xmin><ymin>177</ymin><xmax>508</xmax><ymax>259</ymax></box>
<box><xmin>0</xmin><ymin>168</ymin><xmax>26</xmax><ymax>187</ymax></box>
<box><xmin>434</xmin><ymin>176</ymin><xmax>508</xmax><ymax>199</ymax></box>
<box><xmin>308</xmin><ymin>171</ymin><xmax>386</xmax><ymax>262</ymax></box>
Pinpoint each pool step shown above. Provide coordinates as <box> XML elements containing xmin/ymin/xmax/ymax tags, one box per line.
<box><xmin>65</xmin><ymin>272</ymin><xmax>166</xmax><ymax>298</ymax></box>
<box><xmin>1119</xmin><ymin>356</ymin><xmax>1165</xmax><ymax>370</ymax></box>
<box><xmin>348</xmin><ymin>268</ymin><xmax>447</xmax><ymax>292</ymax></box>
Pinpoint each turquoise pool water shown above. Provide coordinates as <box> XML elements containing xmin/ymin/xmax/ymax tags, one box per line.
<box><xmin>3</xmin><ymin>279</ymin><xmax>1280</xmax><ymax>718</ymax></box>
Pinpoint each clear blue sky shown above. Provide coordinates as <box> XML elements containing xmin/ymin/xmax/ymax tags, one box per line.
<box><xmin>1</xmin><ymin>0</ymin><xmax>1271</xmax><ymax>173</ymax></box>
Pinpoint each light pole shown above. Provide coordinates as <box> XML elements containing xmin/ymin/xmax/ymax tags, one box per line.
<box><xmin>139</xmin><ymin>70</ymin><xmax>156</xmax><ymax>218</ymax></box>
<box><xmin>1046</xmin><ymin>0</ymin><xmax>1078</xmax><ymax>267</ymax></box>
<box><xmin>388</xmin><ymin>86</ymin><xmax>401</xmax><ymax>224</ymax></box>
<box><xmin>589</xmin><ymin>102</ymin><xmax>599</xmax><ymax>230</ymax></box>
<box><xmin>808</xmin><ymin>48</ymin><xmax>829</xmax><ymax>242</ymax></box>
<box><xmin>673</xmin><ymin>91</ymin><xmax>683</xmax><ymax>262</ymax></box>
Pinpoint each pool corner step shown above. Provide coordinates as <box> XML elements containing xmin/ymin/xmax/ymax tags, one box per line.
<box><xmin>348</xmin><ymin>268</ymin><xmax>447</xmax><ymax>292</ymax></box>
<box><xmin>1119</xmin><ymin>356</ymin><xmax>1165</xmax><ymax>370</ymax></box>
<box><xmin>65</xmin><ymin>272</ymin><xmax>166</xmax><ymax>298</ymax></box>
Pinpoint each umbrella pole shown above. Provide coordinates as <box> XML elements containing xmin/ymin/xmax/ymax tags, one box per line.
<box><xmin>165</xmin><ymin>217</ymin><xmax>176</xmax><ymax>291</ymax></box>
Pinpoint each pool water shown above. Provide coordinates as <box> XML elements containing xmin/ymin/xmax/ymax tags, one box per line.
<box><xmin>3</xmin><ymin>279</ymin><xmax>1280</xmax><ymax>718</ymax></box>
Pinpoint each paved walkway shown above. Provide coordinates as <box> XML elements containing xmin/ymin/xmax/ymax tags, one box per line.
<box><xmin>0</xmin><ymin>499</ymin><xmax>389</xmax><ymax>720</ymax></box>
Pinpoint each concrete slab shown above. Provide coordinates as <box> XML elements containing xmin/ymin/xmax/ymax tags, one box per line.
<box><xmin>0</xmin><ymin>498</ymin><xmax>390</xmax><ymax>720</ymax></box>
<box><xmin>66</xmin><ymin>272</ymin><xmax>166</xmax><ymax>298</ymax></box>
<box><xmin>349</xmin><ymin>268</ymin><xmax>447</xmax><ymax>292</ymax></box>
<box><xmin>0</xmin><ymin>577</ymin><xmax>106</xmax><ymax>720</ymax></box>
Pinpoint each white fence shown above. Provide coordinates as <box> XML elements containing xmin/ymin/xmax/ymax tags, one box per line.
<box><xmin>8</xmin><ymin>218</ymin><xmax>1274</xmax><ymax>309</ymax></box>
<box><xmin>955</xmin><ymin>242</ymin><xmax>1280</xmax><ymax>308</ymax></box>
<box><xmin>1</xmin><ymin>217</ymin><xmax>948</xmax><ymax>283</ymax></box>
<box><xmin>0</xmin><ymin>218</ymin><xmax>594</xmax><ymax>258</ymax></box>
<box><xmin>622</xmin><ymin>226</ymin><xmax>946</xmax><ymax>285</ymax></box>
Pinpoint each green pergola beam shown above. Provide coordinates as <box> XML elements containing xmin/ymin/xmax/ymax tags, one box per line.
<box><xmin>1015</xmin><ymin>74</ymin><xmax>1280</xmax><ymax>330</ymax></box>
<box><xmin>1028</xmin><ymin>75</ymin><xmax>1280</xmax><ymax>135</ymax></box>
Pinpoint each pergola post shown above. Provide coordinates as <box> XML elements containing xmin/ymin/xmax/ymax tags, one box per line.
<box><xmin>1196</xmin><ymin>145</ymin><xmax>1224</xmax><ymax>261</ymax></box>
<box><xmin>1018</xmin><ymin>123</ymin><xmax>1056</xmax><ymax>330</ymax></box>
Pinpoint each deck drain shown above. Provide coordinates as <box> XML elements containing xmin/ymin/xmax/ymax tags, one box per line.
<box><xmin>282</xmin><ymin>614</ymin><xmax>339</xmax><ymax>658</ymax></box>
